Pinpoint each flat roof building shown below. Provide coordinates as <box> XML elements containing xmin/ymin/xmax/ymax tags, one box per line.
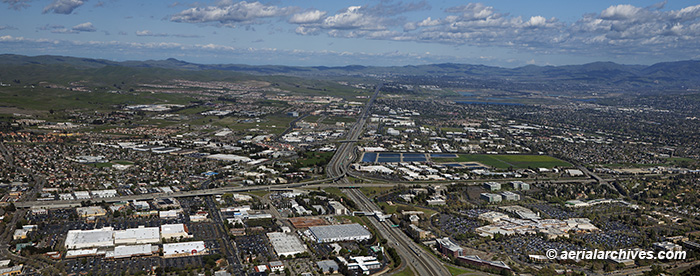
<box><xmin>317</xmin><ymin>260</ymin><xmax>339</xmax><ymax>274</ymax></box>
<box><xmin>267</xmin><ymin>232</ymin><xmax>307</xmax><ymax>257</ymax></box>
<box><xmin>65</xmin><ymin>227</ymin><xmax>114</xmax><ymax>249</ymax></box>
<box><xmin>114</xmin><ymin>226</ymin><xmax>160</xmax><ymax>245</ymax></box>
<box><xmin>436</xmin><ymin>237</ymin><xmax>463</xmax><ymax>258</ymax></box>
<box><xmin>481</xmin><ymin>193</ymin><xmax>502</xmax><ymax>203</ymax></box>
<box><xmin>161</xmin><ymin>224</ymin><xmax>190</xmax><ymax>240</ymax></box>
<box><xmin>309</xmin><ymin>224</ymin><xmax>372</xmax><ymax>243</ymax></box>
<box><xmin>328</xmin><ymin>201</ymin><xmax>349</xmax><ymax>215</ymax></box>
<box><xmin>163</xmin><ymin>241</ymin><xmax>207</xmax><ymax>257</ymax></box>
<box><xmin>106</xmin><ymin>244</ymin><xmax>157</xmax><ymax>259</ymax></box>
<box><xmin>511</xmin><ymin>181</ymin><xmax>530</xmax><ymax>190</ymax></box>
<box><xmin>483</xmin><ymin>182</ymin><xmax>501</xmax><ymax>191</ymax></box>
<box><xmin>500</xmin><ymin>191</ymin><xmax>520</xmax><ymax>201</ymax></box>
<box><xmin>76</xmin><ymin>206</ymin><xmax>107</xmax><ymax>218</ymax></box>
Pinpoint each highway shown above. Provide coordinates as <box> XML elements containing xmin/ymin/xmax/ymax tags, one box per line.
<box><xmin>345</xmin><ymin>188</ymin><xmax>450</xmax><ymax>276</ymax></box>
<box><xmin>325</xmin><ymin>84</ymin><xmax>450</xmax><ymax>276</ymax></box>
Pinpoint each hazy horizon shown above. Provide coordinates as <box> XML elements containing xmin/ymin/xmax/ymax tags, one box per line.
<box><xmin>2</xmin><ymin>0</ymin><xmax>700</xmax><ymax>67</ymax></box>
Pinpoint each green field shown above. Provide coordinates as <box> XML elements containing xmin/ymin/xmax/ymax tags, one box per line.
<box><xmin>445</xmin><ymin>265</ymin><xmax>478</xmax><ymax>276</ymax></box>
<box><xmin>392</xmin><ymin>267</ymin><xmax>415</xmax><ymax>276</ymax></box>
<box><xmin>435</xmin><ymin>154</ymin><xmax>571</xmax><ymax>169</ymax></box>
<box><xmin>378</xmin><ymin>202</ymin><xmax>438</xmax><ymax>217</ymax></box>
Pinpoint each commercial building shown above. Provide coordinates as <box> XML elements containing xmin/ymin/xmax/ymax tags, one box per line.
<box><xmin>114</xmin><ymin>226</ymin><xmax>160</xmax><ymax>245</ymax></box>
<box><xmin>159</xmin><ymin>209</ymin><xmax>182</xmax><ymax>219</ymax></box>
<box><xmin>653</xmin><ymin>242</ymin><xmax>683</xmax><ymax>251</ymax></box>
<box><xmin>483</xmin><ymin>182</ymin><xmax>501</xmax><ymax>191</ymax></box>
<box><xmin>308</xmin><ymin>224</ymin><xmax>372</xmax><ymax>243</ymax></box>
<box><xmin>478</xmin><ymin>211</ymin><xmax>509</xmax><ymax>223</ymax></box>
<box><xmin>266</xmin><ymin>232</ymin><xmax>307</xmax><ymax>257</ymax></box>
<box><xmin>161</xmin><ymin>224</ymin><xmax>191</xmax><ymax>240</ymax></box>
<box><xmin>317</xmin><ymin>260</ymin><xmax>339</xmax><ymax>274</ymax></box>
<box><xmin>337</xmin><ymin>256</ymin><xmax>381</xmax><ymax>275</ymax></box>
<box><xmin>426</xmin><ymin>195</ymin><xmax>446</xmax><ymax>205</ymax></box>
<box><xmin>436</xmin><ymin>237</ymin><xmax>463</xmax><ymax>258</ymax></box>
<box><xmin>408</xmin><ymin>224</ymin><xmax>433</xmax><ymax>240</ymax></box>
<box><xmin>500</xmin><ymin>191</ymin><xmax>520</xmax><ymax>201</ymax></box>
<box><xmin>268</xmin><ymin>261</ymin><xmax>285</xmax><ymax>273</ymax></box>
<box><xmin>566</xmin><ymin>169</ymin><xmax>584</xmax><ymax>177</ymax></box>
<box><xmin>76</xmin><ymin>206</ymin><xmax>107</xmax><ymax>218</ymax></box>
<box><xmin>328</xmin><ymin>201</ymin><xmax>349</xmax><ymax>215</ymax></box>
<box><xmin>163</xmin><ymin>241</ymin><xmax>207</xmax><ymax>257</ymax></box>
<box><xmin>510</xmin><ymin>181</ymin><xmax>530</xmax><ymax>190</ymax></box>
<box><xmin>65</xmin><ymin>249</ymin><xmax>104</xmax><ymax>259</ymax></box>
<box><xmin>65</xmin><ymin>227</ymin><xmax>115</xmax><ymax>249</ymax></box>
<box><xmin>481</xmin><ymin>193</ymin><xmax>502</xmax><ymax>203</ymax></box>
<box><xmin>105</xmin><ymin>244</ymin><xmax>157</xmax><ymax>259</ymax></box>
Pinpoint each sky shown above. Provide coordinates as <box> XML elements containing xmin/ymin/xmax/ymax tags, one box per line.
<box><xmin>1</xmin><ymin>0</ymin><xmax>700</xmax><ymax>67</ymax></box>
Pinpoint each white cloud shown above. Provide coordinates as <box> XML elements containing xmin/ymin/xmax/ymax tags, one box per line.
<box><xmin>289</xmin><ymin>10</ymin><xmax>326</xmax><ymax>24</ymax></box>
<box><xmin>43</xmin><ymin>0</ymin><xmax>85</xmax><ymax>14</ymax></box>
<box><xmin>321</xmin><ymin>6</ymin><xmax>385</xmax><ymax>30</ymax></box>
<box><xmin>171</xmin><ymin>1</ymin><xmax>294</xmax><ymax>25</ymax></box>
<box><xmin>295</xmin><ymin>26</ymin><xmax>320</xmax><ymax>35</ymax></box>
<box><xmin>526</xmin><ymin>16</ymin><xmax>547</xmax><ymax>28</ymax></box>
<box><xmin>600</xmin><ymin>4</ymin><xmax>643</xmax><ymax>20</ymax></box>
<box><xmin>71</xmin><ymin>22</ymin><xmax>95</xmax><ymax>32</ymax></box>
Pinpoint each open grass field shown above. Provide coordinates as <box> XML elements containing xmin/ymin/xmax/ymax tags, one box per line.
<box><xmin>392</xmin><ymin>267</ymin><xmax>415</xmax><ymax>276</ymax></box>
<box><xmin>435</xmin><ymin>154</ymin><xmax>571</xmax><ymax>169</ymax></box>
<box><xmin>445</xmin><ymin>265</ymin><xmax>479</xmax><ymax>276</ymax></box>
<box><xmin>378</xmin><ymin>202</ymin><xmax>438</xmax><ymax>217</ymax></box>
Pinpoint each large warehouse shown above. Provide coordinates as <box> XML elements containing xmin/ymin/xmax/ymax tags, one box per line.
<box><xmin>113</xmin><ymin>226</ymin><xmax>160</xmax><ymax>245</ymax></box>
<box><xmin>308</xmin><ymin>224</ymin><xmax>372</xmax><ymax>243</ymax></box>
<box><xmin>267</xmin><ymin>232</ymin><xmax>307</xmax><ymax>257</ymax></box>
<box><xmin>65</xmin><ymin>227</ymin><xmax>115</xmax><ymax>249</ymax></box>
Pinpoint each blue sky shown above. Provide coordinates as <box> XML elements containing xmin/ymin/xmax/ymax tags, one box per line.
<box><xmin>1</xmin><ymin>0</ymin><xmax>700</xmax><ymax>67</ymax></box>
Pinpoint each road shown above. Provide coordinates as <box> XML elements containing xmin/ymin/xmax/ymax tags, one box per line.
<box><xmin>345</xmin><ymin>188</ymin><xmax>450</xmax><ymax>276</ymax></box>
<box><xmin>325</xmin><ymin>84</ymin><xmax>450</xmax><ymax>276</ymax></box>
<box><xmin>202</xmin><ymin>194</ymin><xmax>245</xmax><ymax>276</ymax></box>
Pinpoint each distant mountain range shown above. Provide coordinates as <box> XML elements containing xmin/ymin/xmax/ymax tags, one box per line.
<box><xmin>1</xmin><ymin>54</ymin><xmax>699</xmax><ymax>92</ymax></box>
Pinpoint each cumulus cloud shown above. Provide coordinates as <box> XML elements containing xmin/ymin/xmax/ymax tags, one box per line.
<box><xmin>43</xmin><ymin>0</ymin><xmax>85</xmax><ymax>14</ymax></box>
<box><xmin>2</xmin><ymin>0</ymin><xmax>33</xmax><ymax>10</ymax></box>
<box><xmin>289</xmin><ymin>10</ymin><xmax>326</xmax><ymax>24</ymax></box>
<box><xmin>38</xmin><ymin>22</ymin><xmax>94</xmax><ymax>34</ymax></box>
<box><xmin>295</xmin><ymin>26</ymin><xmax>320</xmax><ymax>35</ymax></box>
<box><xmin>600</xmin><ymin>4</ymin><xmax>643</xmax><ymax>20</ymax></box>
<box><xmin>71</xmin><ymin>22</ymin><xmax>95</xmax><ymax>32</ymax></box>
<box><xmin>321</xmin><ymin>6</ymin><xmax>385</xmax><ymax>30</ymax></box>
<box><xmin>171</xmin><ymin>1</ymin><xmax>295</xmax><ymax>25</ymax></box>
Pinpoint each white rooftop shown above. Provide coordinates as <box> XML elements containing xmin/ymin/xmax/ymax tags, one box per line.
<box><xmin>163</xmin><ymin>241</ymin><xmax>206</xmax><ymax>256</ymax></box>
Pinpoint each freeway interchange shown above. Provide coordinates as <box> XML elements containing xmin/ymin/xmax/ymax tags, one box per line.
<box><xmin>326</xmin><ymin>84</ymin><xmax>451</xmax><ymax>276</ymax></box>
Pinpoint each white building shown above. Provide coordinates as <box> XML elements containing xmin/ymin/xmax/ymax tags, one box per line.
<box><xmin>500</xmin><ymin>191</ymin><xmax>520</xmax><ymax>201</ymax></box>
<box><xmin>163</xmin><ymin>241</ymin><xmax>207</xmax><ymax>257</ymax></box>
<box><xmin>328</xmin><ymin>201</ymin><xmax>349</xmax><ymax>215</ymax></box>
<box><xmin>309</xmin><ymin>224</ymin><xmax>372</xmax><ymax>243</ymax></box>
<box><xmin>106</xmin><ymin>244</ymin><xmax>157</xmax><ymax>259</ymax></box>
<box><xmin>114</xmin><ymin>226</ymin><xmax>160</xmax><ymax>245</ymax></box>
<box><xmin>65</xmin><ymin>227</ymin><xmax>115</xmax><ymax>249</ymax></box>
<box><xmin>161</xmin><ymin>224</ymin><xmax>191</xmax><ymax>240</ymax></box>
<box><xmin>267</xmin><ymin>232</ymin><xmax>307</xmax><ymax>257</ymax></box>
